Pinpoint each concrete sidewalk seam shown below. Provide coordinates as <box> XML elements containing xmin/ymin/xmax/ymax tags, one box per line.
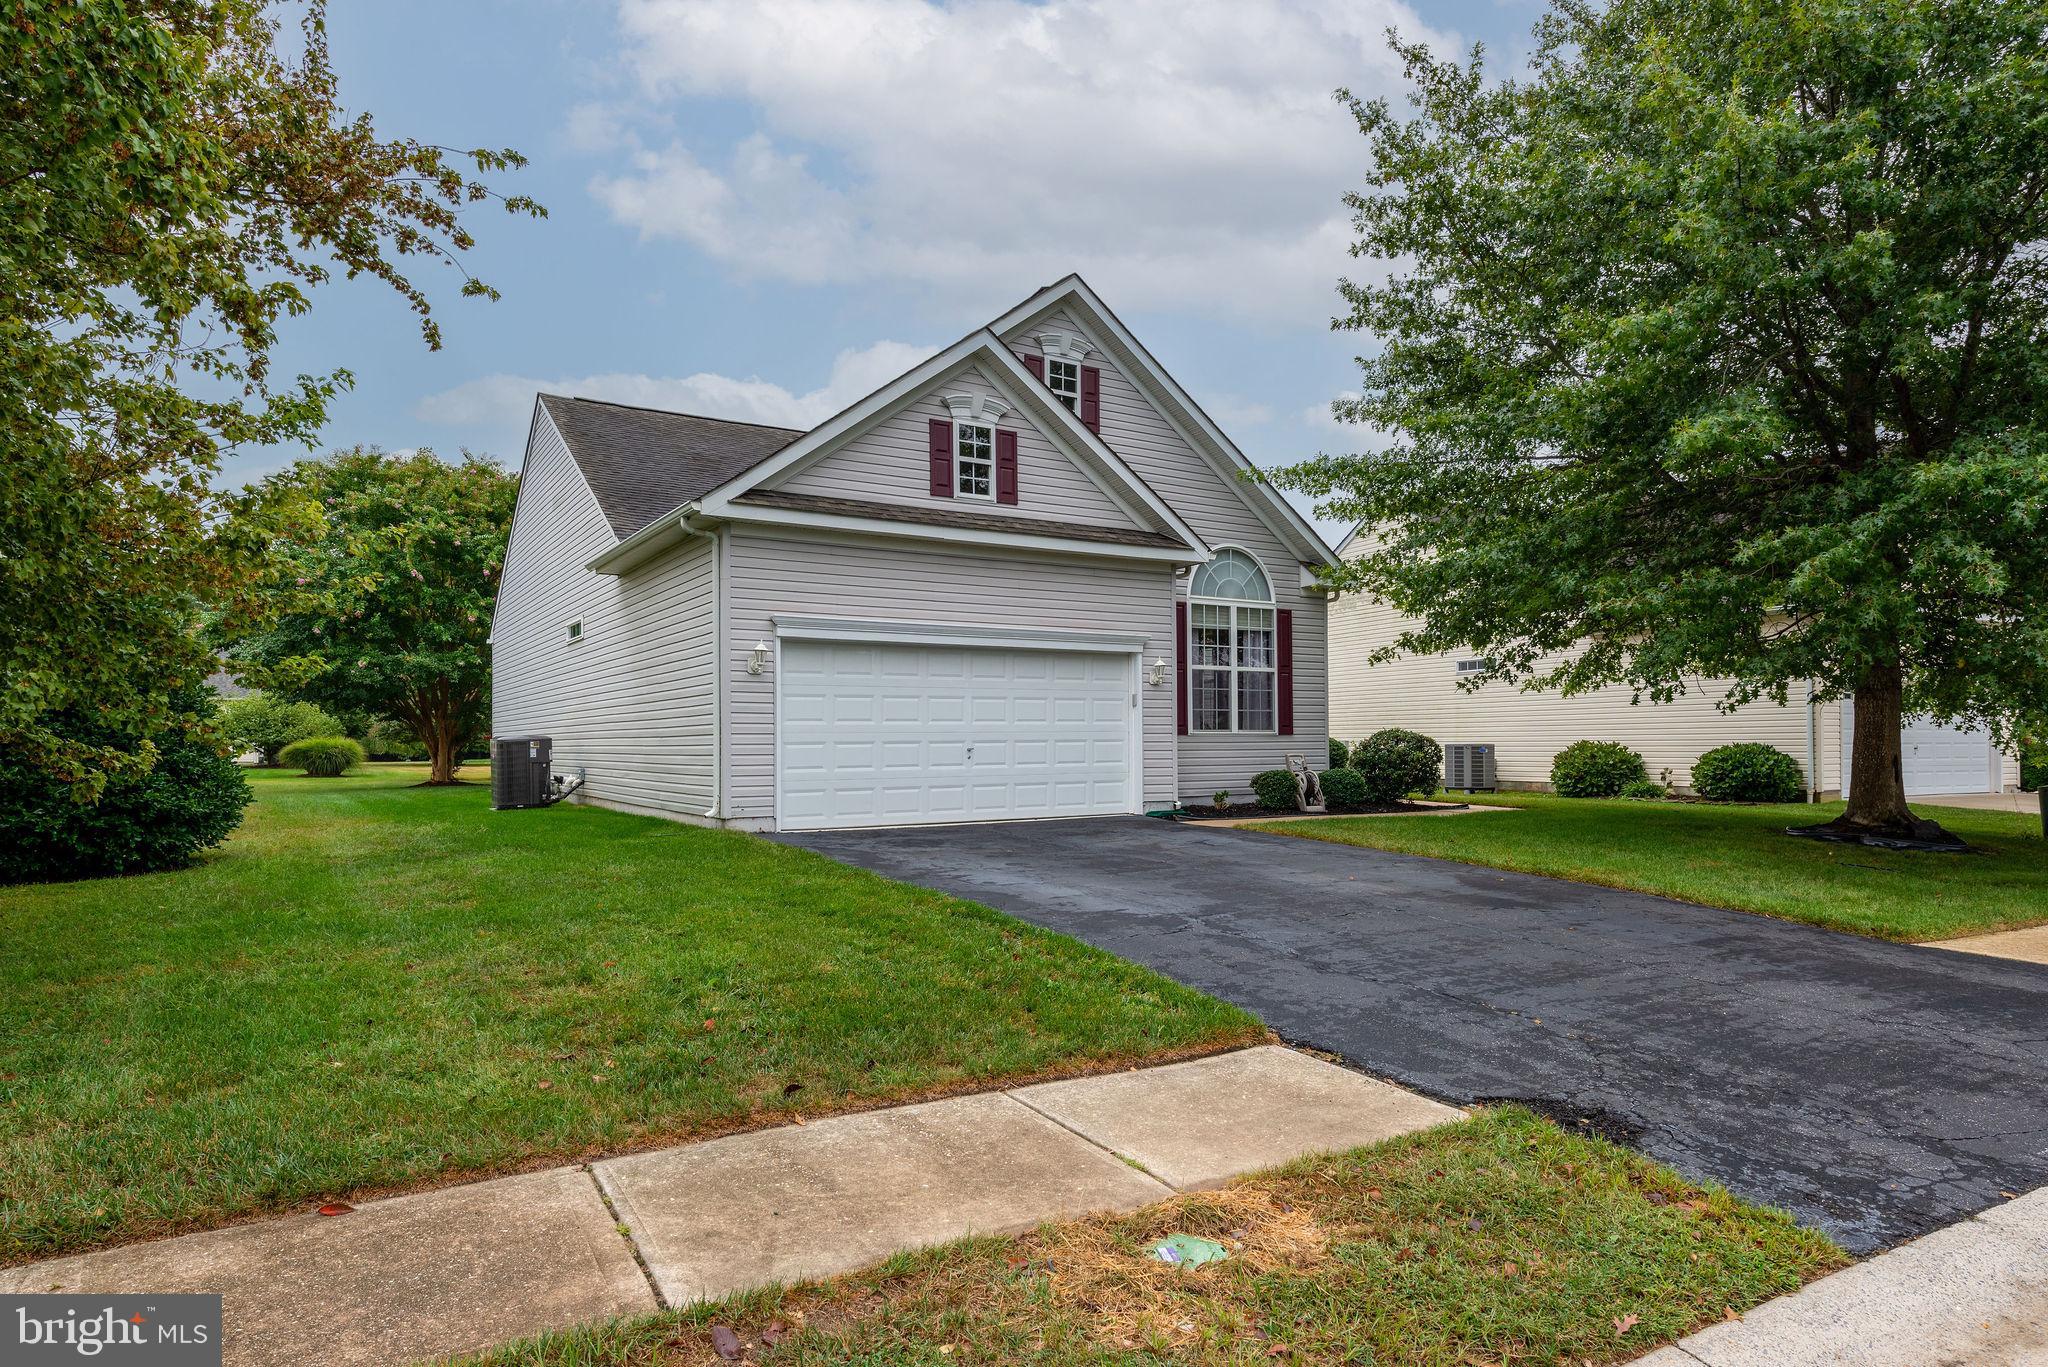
<box><xmin>1003</xmin><ymin>1086</ymin><xmax>1175</xmax><ymax>1189</ymax></box>
<box><xmin>585</xmin><ymin>1162</ymin><xmax>668</xmax><ymax>1312</ymax></box>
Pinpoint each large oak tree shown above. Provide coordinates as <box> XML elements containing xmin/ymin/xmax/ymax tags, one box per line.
<box><xmin>1</xmin><ymin>1</ymin><xmax>540</xmax><ymax>797</ymax></box>
<box><xmin>1283</xmin><ymin>0</ymin><xmax>2048</xmax><ymax>841</ymax></box>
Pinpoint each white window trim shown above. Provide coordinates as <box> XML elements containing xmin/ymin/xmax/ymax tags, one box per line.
<box><xmin>953</xmin><ymin>420</ymin><xmax>996</xmax><ymax>502</ymax></box>
<box><xmin>1187</xmin><ymin>547</ymin><xmax>1278</xmax><ymax>735</ymax></box>
<box><xmin>1044</xmin><ymin>356</ymin><xmax>1081</xmax><ymax>413</ymax></box>
<box><xmin>564</xmin><ymin>618</ymin><xmax>584</xmax><ymax>644</ymax></box>
<box><xmin>1456</xmin><ymin>657</ymin><xmax>1489</xmax><ymax>675</ymax></box>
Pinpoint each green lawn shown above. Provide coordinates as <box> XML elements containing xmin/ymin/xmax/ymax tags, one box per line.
<box><xmin>0</xmin><ymin>766</ymin><xmax>1257</xmax><ymax>1263</ymax></box>
<box><xmin>1249</xmin><ymin>793</ymin><xmax>2048</xmax><ymax>941</ymax></box>
<box><xmin>464</xmin><ymin>1107</ymin><xmax>1845</xmax><ymax>1367</ymax></box>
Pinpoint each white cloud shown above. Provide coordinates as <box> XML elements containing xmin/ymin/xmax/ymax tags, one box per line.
<box><xmin>585</xmin><ymin>0</ymin><xmax>1453</xmax><ymax>322</ymax></box>
<box><xmin>413</xmin><ymin>340</ymin><xmax>937</xmax><ymax>438</ymax></box>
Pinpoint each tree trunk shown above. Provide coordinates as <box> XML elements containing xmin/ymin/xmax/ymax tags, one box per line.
<box><xmin>1841</xmin><ymin>658</ymin><xmax>1913</xmax><ymax>831</ymax></box>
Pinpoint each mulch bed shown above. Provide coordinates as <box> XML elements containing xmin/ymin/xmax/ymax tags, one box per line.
<box><xmin>1172</xmin><ymin>800</ymin><xmax>1468</xmax><ymax>822</ymax></box>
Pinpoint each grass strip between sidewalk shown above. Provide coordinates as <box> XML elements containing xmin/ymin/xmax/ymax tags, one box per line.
<box><xmin>463</xmin><ymin>1107</ymin><xmax>1846</xmax><ymax>1367</ymax></box>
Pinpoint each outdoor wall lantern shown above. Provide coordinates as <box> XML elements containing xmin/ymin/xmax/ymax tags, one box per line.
<box><xmin>1147</xmin><ymin>657</ymin><xmax>1168</xmax><ymax>686</ymax></box>
<box><xmin>748</xmin><ymin>640</ymin><xmax>770</xmax><ymax>675</ymax></box>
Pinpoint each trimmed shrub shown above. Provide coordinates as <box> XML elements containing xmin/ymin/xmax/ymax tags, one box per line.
<box><xmin>1328</xmin><ymin>737</ymin><xmax>1350</xmax><ymax>770</ymax></box>
<box><xmin>1319</xmin><ymin>766</ymin><xmax>1367</xmax><ymax>811</ymax></box>
<box><xmin>1619</xmin><ymin>779</ymin><xmax>1668</xmax><ymax>801</ymax></box>
<box><xmin>1692</xmin><ymin>742</ymin><xmax>1804</xmax><ymax>804</ymax></box>
<box><xmin>219</xmin><ymin>693</ymin><xmax>343</xmax><ymax>765</ymax></box>
<box><xmin>0</xmin><ymin>693</ymin><xmax>251</xmax><ymax>883</ymax></box>
<box><xmin>278</xmin><ymin>736</ymin><xmax>365</xmax><ymax>777</ymax></box>
<box><xmin>1550</xmin><ymin>740</ymin><xmax>1646</xmax><ymax>797</ymax></box>
<box><xmin>1250</xmin><ymin>769</ymin><xmax>1300</xmax><ymax>810</ymax></box>
<box><xmin>1350</xmin><ymin>728</ymin><xmax>1443</xmax><ymax>805</ymax></box>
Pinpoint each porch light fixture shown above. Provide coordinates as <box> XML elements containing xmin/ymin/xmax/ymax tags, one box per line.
<box><xmin>748</xmin><ymin>640</ymin><xmax>770</xmax><ymax>675</ymax></box>
<box><xmin>1147</xmin><ymin>657</ymin><xmax>1168</xmax><ymax>686</ymax></box>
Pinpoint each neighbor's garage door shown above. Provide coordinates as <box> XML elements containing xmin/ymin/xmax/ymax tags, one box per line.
<box><xmin>777</xmin><ymin>640</ymin><xmax>1133</xmax><ymax>830</ymax></box>
<box><xmin>1843</xmin><ymin>706</ymin><xmax>1997</xmax><ymax>797</ymax></box>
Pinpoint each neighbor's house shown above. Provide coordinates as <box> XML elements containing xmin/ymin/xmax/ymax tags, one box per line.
<box><xmin>1328</xmin><ymin>528</ymin><xmax>2022</xmax><ymax>799</ymax></box>
<box><xmin>490</xmin><ymin>276</ymin><xmax>1336</xmax><ymax>831</ymax></box>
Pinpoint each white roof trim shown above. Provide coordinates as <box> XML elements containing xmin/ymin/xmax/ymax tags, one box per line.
<box><xmin>992</xmin><ymin>276</ymin><xmax>1339</xmax><ymax>567</ymax></box>
<box><xmin>698</xmin><ymin>329</ymin><xmax>1209</xmax><ymax>558</ymax></box>
<box><xmin>713</xmin><ymin>500</ymin><xmax>1206</xmax><ymax>565</ymax></box>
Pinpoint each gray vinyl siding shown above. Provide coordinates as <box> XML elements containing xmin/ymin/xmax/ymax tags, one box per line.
<box><xmin>491</xmin><ymin>407</ymin><xmax>718</xmax><ymax>818</ymax></box>
<box><xmin>721</xmin><ymin>525</ymin><xmax>1177</xmax><ymax>826</ymax></box>
<box><xmin>1010</xmin><ymin>313</ymin><xmax>1329</xmax><ymax>803</ymax></box>
<box><xmin>773</xmin><ymin>364</ymin><xmax>1143</xmax><ymax>531</ymax></box>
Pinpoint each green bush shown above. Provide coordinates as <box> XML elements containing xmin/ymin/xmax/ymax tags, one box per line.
<box><xmin>363</xmin><ymin>716</ymin><xmax>428</xmax><ymax>761</ymax></box>
<box><xmin>1692</xmin><ymin>743</ymin><xmax>1805</xmax><ymax>804</ymax></box>
<box><xmin>218</xmin><ymin>693</ymin><xmax>343</xmax><ymax>765</ymax></box>
<box><xmin>278</xmin><ymin>736</ymin><xmax>365</xmax><ymax>777</ymax></box>
<box><xmin>1549</xmin><ymin>740</ymin><xmax>1647</xmax><ymax>798</ymax></box>
<box><xmin>1328</xmin><ymin>737</ymin><xmax>1350</xmax><ymax>769</ymax></box>
<box><xmin>1250</xmin><ymin>769</ymin><xmax>1300</xmax><ymax>810</ymax></box>
<box><xmin>1319</xmin><ymin>767</ymin><xmax>1368</xmax><ymax>811</ymax></box>
<box><xmin>1619</xmin><ymin>779</ymin><xmax>1668</xmax><ymax>800</ymax></box>
<box><xmin>0</xmin><ymin>692</ymin><xmax>251</xmax><ymax>883</ymax></box>
<box><xmin>1350</xmin><ymin>728</ymin><xmax>1443</xmax><ymax>805</ymax></box>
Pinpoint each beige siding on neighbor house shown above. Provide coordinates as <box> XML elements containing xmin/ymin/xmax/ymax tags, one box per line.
<box><xmin>772</xmin><ymin>364</ymin><xmax>1146</xmax><ymax>531</ymax></box>
<box><xmin>720</xmin><ymin>525</ymin><xmax>1179</xmax><ymax>827</ymax></box>
<box><xmin>491</xmin><ymin>407</ymin><xmax>718</xmax><ymax>819</ymax></box>
<box><xmin>1329</xmin><ymin>582</ymin><xmax>1844</xmax><ymax>794</ymax></box>
<box><xmin>1008</xmin><ymin>310</ymin><xmax>1330</xmax><ymax>803</ymax></box>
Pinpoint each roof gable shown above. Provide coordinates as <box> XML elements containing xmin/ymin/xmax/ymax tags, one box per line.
<box><xmin>537</xmin><ymin>394</ymin><xmax>800</xmax><ymax>541</ymax></box>
<box><xmin>991</xmin><ymin>276</ymin><xmax>1338</xmax><ymax>567</ymax></box>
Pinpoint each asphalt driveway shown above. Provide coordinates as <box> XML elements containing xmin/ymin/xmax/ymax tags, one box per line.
<box><xmin>776</xmin><ymin>816</ymin><xmax>2048</xmax><ymax>1254</ymax></box>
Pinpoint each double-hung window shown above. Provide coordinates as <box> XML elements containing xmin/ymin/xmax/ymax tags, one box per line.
<box><xmin>1188</xmin><ymin>548</ymin><xmax>1276</xmax><ymax>733</ymax></box>
<box><xmin>955</xmin><ymin>422</ymin><xmax>994</xmax><ymax>499</ymax></box>
<box><xmin>1045</xmin><ymin>358</ymin><xmax>1081</xmax><ymax>412</ymax></box>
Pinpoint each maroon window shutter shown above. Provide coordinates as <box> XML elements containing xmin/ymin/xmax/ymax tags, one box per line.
<box><xmin>1276</xmin><ymin>608</ymin><xmax>1295</xmax><ymax>735</ymax></box>
<box><xmin>1024</xmin><ymin>353</ymin><xmax>1044</xmax><ymax>383</ymax></box>
<box><xmin>995</xmin><ymin>428</ymin><xmax>1019</xmax><ymax>505</ymax></box>
<box><xmin>1080</xmin><ymin>365</ymin><xmax>1101</xmax><ymax>433</ymax></box>
<box><xmin>1175</xmin><ymin>599</ymin><xmax>1189</xmax><ymax>735</ymax></box>
<box><xmin>928</xmin><ymin>417</ymin><xmax>953</xmax><ymax>498</ymax></box>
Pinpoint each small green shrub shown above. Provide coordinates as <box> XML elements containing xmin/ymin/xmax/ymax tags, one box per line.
<box><xmin>1619</xmin><ymin>779</ymin><xmax>1668</xmax><ymax>800</ymax></box>
<box><xmin>1549</xmin><ymin>740</ymin><xmax>1647</xmax><ymax>798</ymax></box>
<box><xmin>1250</xmin><ymin>769</ymin><xmax>1300</xmax><ymax>810</ymax></box>
<box><xmin>1350</xmin><ymin>728</ymin><xmax>1443</xmax><ymax>805</ymax></box>
<box><xmin>218</xmin><ymin>693</ymin><xmax>344</xmax><ymax>766</ymax></box>
<box><xmin>1212</xmin><ymin>789</ymin><xmax>1232</xmax><ymax>810</ymax></box>
<box><xmin>278</xmin><ymin>736</ymin><xmax>365</xmax><ymax>777</ymax></box>
<box><xmin>0</xmin><ymin>691</ymin><xmax>251</xmax><ymax>883</ymax></box>
<box><xmin>1328</xmin><ymin>737</ymin><xmax>1350</xmax><ymax>769</ymax></box>
<box><xmin>1319</xmin><ymin>767</ymin><xmax>1367</xmax><ymax>811</ymax></box>
<box><xmin>1692</xmin><ymin>743</ymin><xmax>1805</xmax><ymax>804</ymax></box>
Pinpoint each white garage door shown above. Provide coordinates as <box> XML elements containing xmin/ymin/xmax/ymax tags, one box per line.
<box><xmin>777</xmin><ymin>639</ymin><xmax>1134</xmax><ymax>830</ymax></box>
<box><xmin>1842</xmin><ymin>705</ymin><xmax>1997</xmax><ymax>797</ymax></box>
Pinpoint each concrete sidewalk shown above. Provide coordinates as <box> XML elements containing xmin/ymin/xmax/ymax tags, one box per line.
<box><xmin>1633</xmin><ymin>1185</ymin><xmax>2048</xmax><ymax>1366</ymax></box>
<box><xmin>0</xmin><ymin>1046</ymin><xmax>1459</xmax><ymax>1367</ymax></box>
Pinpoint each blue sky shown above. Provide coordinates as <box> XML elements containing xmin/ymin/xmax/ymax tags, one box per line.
<box><xmin>246</xmin><ymin>0</ymin><xmax>1541</xmax><ymax>535</ymax></box>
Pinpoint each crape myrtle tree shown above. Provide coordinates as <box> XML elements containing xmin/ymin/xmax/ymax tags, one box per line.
<box><xmin>1</xmin><ymin>0</ymin><xmax>540</xmax><ymax>800</ymax></box>
<box><xmin>1280</xmin><ymin>0</ymin><xmax>2048</xmax><ymax>843</ymax></box>
<box><xmin>227</xmin><ymin>449</ymin><xmax>517</xmax><ymax>786</ymax></box>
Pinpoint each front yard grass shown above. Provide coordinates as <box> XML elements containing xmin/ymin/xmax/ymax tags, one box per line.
<box><xmin>1249</xmin><ymin>793</ymin><xmax>2047</xmax><ymax>941</ymax></box>
<box><xmin>464</xmin><ymin>1106</ymin><xmax>1845</xmax><ymax>1367</ymax></box>
<box><xmin>0</xmin><ymin>766</ymin><xmax>1258</xmax><ymax>1263</ymax></box>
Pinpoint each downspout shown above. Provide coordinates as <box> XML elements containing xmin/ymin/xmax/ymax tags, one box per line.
<box><xmin>708</xmin><ymin>523</ymin><xmax>725</xmax><ymax>823</ymax></box>
<box><xmin>1806</xmin><ymin>682</ymin><xmax>1820</xmax><ymax>804</ymax></box>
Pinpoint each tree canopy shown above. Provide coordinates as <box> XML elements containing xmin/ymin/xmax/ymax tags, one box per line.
<box><xmin>1282</xmin><ymin>0</ymin><xmax>2048</xmax><ymax>837</ymax></box>
<box><xmin>1</xmin><ymin>1</ymin><xmax>541</xmax><ymax>797</ymax></box>
<box><xmin>225</xmin><ymin>448</ymin><xmax>518</xmax><ymax>785</ymax></box>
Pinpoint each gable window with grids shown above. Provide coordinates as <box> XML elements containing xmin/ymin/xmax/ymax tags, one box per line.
<box><xmin>1045</xmin><ymin>358</ymin><xmax>1081</xmax><ymax>413</ymax></box>
<box><xmin>1188</xmin><ymin>548</ymin><xmax>1276</xmax><ymax>733</ymax></box>
<box><xmin>955</xmin><ymin>421</ymin><xmax>994</xmax><ymax>499</ymax></box>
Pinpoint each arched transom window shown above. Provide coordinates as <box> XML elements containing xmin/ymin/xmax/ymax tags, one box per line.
<box><xmin>1189</xmin><ymin>548</ymin><xmax>1275</xmax><ymax>733</ymax></box>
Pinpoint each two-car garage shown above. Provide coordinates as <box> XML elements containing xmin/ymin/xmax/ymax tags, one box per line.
<box><xmin>774</xmin><ymin>632</ymin><xmax>1141</xmax><ymax>832</ymax></box>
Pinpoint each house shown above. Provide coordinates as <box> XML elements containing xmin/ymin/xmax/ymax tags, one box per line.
<box><xmin>1328</xmin><ymin>528</ymin><xmax>2022</xmax><ymax>799</ymax></box>
<box><xmin>490</xmin><ymin>276</ymin><xmax>1336</xmax><ymax>831</ymax></box>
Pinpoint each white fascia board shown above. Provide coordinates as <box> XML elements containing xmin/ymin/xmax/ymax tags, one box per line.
<box><xmin>772</xmin><ymin>613</ymin><xmax>1149</xmax><ymax>654</ymax></box>
<box><xmin>707</xmin><ymin>500</ymin><xmax>1206</xmax><ymax>565</ymax></box>
<box><xmin>489</xmin><ymin>397</ymin><xmax>560</xmax><ymax>641</ymax></box>
<box><xmin>992</xmin><ymin>276</ymin><xmax>1339</xmax><ymax>568</ymax></box>
<box><xmin>585</xmin><ymin>503</ymin><xmax>704</xmax><ymax>575</ymax></box>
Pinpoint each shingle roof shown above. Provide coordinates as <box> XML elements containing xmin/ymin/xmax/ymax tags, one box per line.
<box><xmin>538</xmin><ymin>394</ymin><xmax>802</xmax><ymax>540</ymax></box>
<box><xmin>733</xmin><ymin>490</ymin><xmax>1190</xmax><ymax>549</ymax></box>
